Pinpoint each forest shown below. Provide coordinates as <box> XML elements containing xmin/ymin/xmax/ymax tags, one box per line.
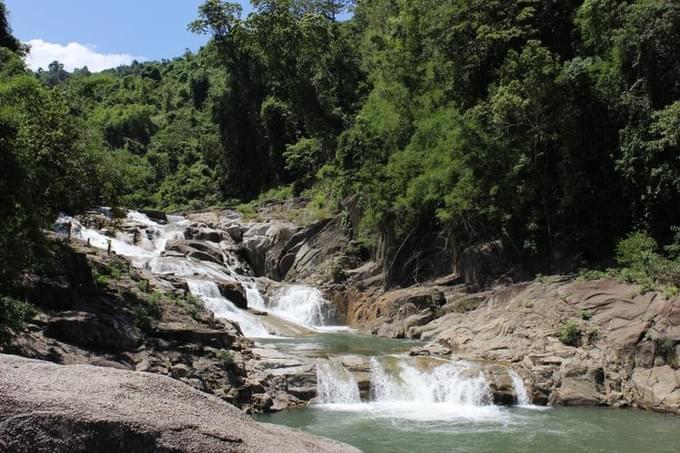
<box><xmin>2</xmin><ymin>0</ymin><xmax>680</xmax><ymax>290</ymax></box>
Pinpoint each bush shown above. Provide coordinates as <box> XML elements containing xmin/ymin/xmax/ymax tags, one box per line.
<box><xmin>216</xmin><ymin>349</ymin><xmax>234</xmax><ymax>370</ymax></box>
<box><xmin>612</xmin><ymin>231</ymin><xmax>680</xmax><ymax>290</ymax></box>
<box><xmin>172</xmin><ymin>293</ymin><xmax>203</xmax><ymax>320</ymax></box>
<box><xmin>580</xmin><ymin>309</ymin><xmax>593</xmax><ymax>321</ymax></box>
<box><xmin>656</xmin><ymin>337</ymin><xmax>678</xmax><ymax>367</ymax></box>
<box><xmin>0</xmin><ymin>296</ymin><xmax>34</xmax><ymax>347</ymax></box>
<box><xmin>559</xmin><ymin>320</ymin><xmax>582</xmax><ymax>346</ymax></box>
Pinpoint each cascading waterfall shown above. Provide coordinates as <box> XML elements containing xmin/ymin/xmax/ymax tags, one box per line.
<box><xmin>316</xmin><ymin>359</ymin><xmax>362</xmax><ymax>404</ymax></box>
<box><xmin>270</xmin><ymin>286</ymin><xmax>335</xmax><ymax>327</ymax></box>
<box><xmin>314</xmin><ymin>356</ymin><xmax>504</xmax><ymax>421</ymax></box>
<box><xmin>369</xmin><ymin>358</ymin><xmax>492</xmax><ymax>406</ymax></box>
<box><xmin>508</xmin><ymin>368</ymin><xmax>531</xmax><ymax>406</ymax></box>
<box><xmin>187</xmin><ymin>280</ymin><xmax>270</xmax><ymax>338</ymax></box>
<box><xmin>245</xmin><ymin>285</ymin><xmax>267</xmax><ymax>310</ymax></box>
<box><xmin>57</xmin><ymin>211</ymin><xmax>277</xmax><ymax>338</ymax></box>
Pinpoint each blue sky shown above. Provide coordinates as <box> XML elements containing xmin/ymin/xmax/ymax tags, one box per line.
<box><xmin>5</xmin><ymin>0</ymin><xmax>253</xmax><ymax>71</ymax></box>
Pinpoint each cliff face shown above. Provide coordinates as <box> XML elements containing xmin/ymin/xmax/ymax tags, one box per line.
<box><xmin>0</xmin><ymin>354</ymin><xmax>359</xmax><ymax>453</ymax></box>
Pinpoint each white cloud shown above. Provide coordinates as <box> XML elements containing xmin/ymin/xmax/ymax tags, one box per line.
<box><xmin>24</xmin><ymin>39</ymin><xmax>145</xmax><ymax>72</ymax></box>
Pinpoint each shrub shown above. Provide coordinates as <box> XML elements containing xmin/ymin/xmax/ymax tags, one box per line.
<box><xmin>137</xmin><ymin>279</ymin><xmax>151</xmax><ymax>293</ymax></box>
<box><xmin>216</xmin><ymin>349</ymin><xmax>234</xmax><ymax>369</ymax></box>
<box><xmin>612</xmin><ymin>231</ymin><xmax>680</xmax><ymax>290</ymax></box>
<box><xmin>656</xmin><ymin>337</ymin><xmax>677</xmax><ymax>367</ymax></box>
<box><xmin>172</xmin><ymin>293</ymin><xmax>203</xmax><ymax>320</ymax></box>
<box><xmin>0</xmin><ymin>296</ymin><xmax>34</xmax><ymax>347</ymax></box>
<box><xmin>580</xmin><ymin>309</ymin><xmax>593</xmax><ymax>321</ymax></box>
<box><xmin>559</xmin><ymin>320</ymin><xmax>582</xmax><ymax>346</ymax></box>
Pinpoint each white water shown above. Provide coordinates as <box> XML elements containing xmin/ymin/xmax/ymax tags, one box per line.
<box><xmin>269</xmin><ymin>286</ymin><xmax>336</xmax><ymax>327</ymax></box>
<box><xmin>509</xmin><ymin>368</ymin><xmax>532</xmax><ymax>406</ymax></box>
<box><xmin>314</xmin><ymin>357</ymin><xmax>506</xmax><ymax>422</ymax></box>
<box><xmin>370</xmin><ymin>358</ymin><xmax>492</xmax><ymax>406</ymax></box>
<box><xmin>57</xmin><ymin>211</ymin><xmax>278</xmax><ymax>338</ymax></box>
<box><xmin>316</xmin><ymin>359</ymin><xmax>362</xmax><ymax>404</ymax></box>
<box><xmin>187</xmin><ymin>280</ymin><xmax>270</xmax><ymax>338</ymax></box>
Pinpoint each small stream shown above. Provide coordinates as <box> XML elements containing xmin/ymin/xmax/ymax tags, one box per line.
<box><xmin>58</xmin><ymin>211</ymin><xmax>680</xmax><ymax>453</ymax></box>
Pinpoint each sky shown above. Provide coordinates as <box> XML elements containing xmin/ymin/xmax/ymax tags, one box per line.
<box><xmin>4</xmin><ymin>0</ymin><xmax>253</xmax><ymax>72</ymax></box>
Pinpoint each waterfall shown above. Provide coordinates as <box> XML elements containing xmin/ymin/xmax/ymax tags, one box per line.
<box><xmin>270</xmin><ymin>286</ymin><xmax>335</xmax><ymax>327</ymax></box>
<box><xmin>370</xmin><ymin>358</ymin><xmax>492</xmax><ymax>406</ymax></box>
<box><xmin>508</xmin><ymin>369</ymin><xmax>531</xmax><ymax>406</ymax></box>
<box><xmin>245</xmin><ymin>285</ymin><xmax>267</xmax><ymax>310</ymax></box>
<box><xmin>316</xmin><ymin>359</ymin><xmax>361</xmax><ymax>404</ymax></box>
<box><xmin>187</xmin><ymin>280</ymin><xmax>270</xmax><ymax>338</ymax></box>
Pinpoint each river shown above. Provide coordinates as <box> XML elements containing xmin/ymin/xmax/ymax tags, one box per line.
<box><xmin>59</xmin><ymin>211</ymin><xmax>680</xmax><ymax>453</ymax></box>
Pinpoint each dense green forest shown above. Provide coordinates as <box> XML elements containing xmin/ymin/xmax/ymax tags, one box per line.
<box><xmin>3</xmin><ymin>0</ymin><xmax>680</xmax><ymax>289</ymax></box>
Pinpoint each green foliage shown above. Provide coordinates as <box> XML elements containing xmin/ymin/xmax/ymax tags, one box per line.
<box><xmin>655</xmin><ymin>337</ymin><xmax>678</xmax><ymax>368</ymax></box>
<box><xmin>172</xmin><ymin>293</ymin><xmax>203</xmax><ymax>320</ymax></box>
<box><xmin>559</xmin><ymin>320</ymin><xmax>582</xmax><ymax>347</ymax></box>
<box><xmin>215</xmin><ymin>348</ymin><xmax>234</xmax><ymax>369</ymax></box>
<box><xmin>580</xmin><ymin>309</ymin><xmax>593</xmax><ymax>321</ymax></box>
<box><xmin>4</xmin><ymin>0</ymin><xmax>680</xmax><ymax>291</ymax></box>
<box><xmin>613</xmin><ymin>231</ymin><xmax>680</xmax><ymax>291</ymax></box>
<box><xmin>0</xmin><ymin>295</ymin><xmax>34</xmax><ymax>347</ymax></box>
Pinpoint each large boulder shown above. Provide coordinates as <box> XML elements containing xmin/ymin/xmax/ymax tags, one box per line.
<box><xmin>0</xmin><ymin>354</ymin><xmax>358</xmax><ymax>453</ymax></box>
<box><xmin>218</xmin><ymin>280</ymin><xmax>248</xmax><ymax>309</ymax></box>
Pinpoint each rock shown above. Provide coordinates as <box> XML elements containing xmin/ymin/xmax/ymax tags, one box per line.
<box><xmin>350</xmin><ymin>287</ymin><xmax>446</xmax><ymax>339</ymax></box>
<box><xmin>170</xmin><ymin>363</ymin><xmax>192</xmax><ymax>379</ymax></box>
<box><xmin>151</xmin><ymin>322</ymin><xmax>236</xmax><ymax>349</ymax></box>
<box><xmin>218</xmin><ymin>280</ymin><xmax>248</xmax><ymax>309</ymax></box>
<box><xmin>409</xmin><ymin>343</ymin><xmax>452</xmax><ymax>356</ymax></box>
<box><xmin>45</xmin><ymin>311</ymin><xmax>142</xmax><ymax>351</ymax></box>
<box><xmin>551</xmin><ymin>361</ymin><xmax>605</xmax><ymax>406</ymax></box>
<box><xmin>226</xmin><ymin>224</ymin><xmax>243</xmax><ymax>243</ymax></box>
<box><xmin>0</xmin><ymin>354</ymin><xmax>358</xmax><ymax>453</ymax></box>
<box><xmin>20</xmin><ymin>275</ymin><xmax>74</xmax><ymax>310</ymax></box>
<box><xmin>165</xmin><ymin>240</ymin><xmax>224</xmax><ymax>265</ymax></box>
<box><xmin>139</xmin><ymin>209</ymin><xmax>167</xmax><ymax>223</ymax></box>
<box><xmin>482</xmin><ymin>365</ymin><xmax>516</xmax><ymax>405</ymax></box>
<box><xmin>185</xmin><ymin>225</ymin><xmax>227</xmax><ymax>243</ymax></box>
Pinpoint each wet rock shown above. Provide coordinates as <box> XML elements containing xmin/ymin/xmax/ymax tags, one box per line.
<box><xmin>482</xmin><ymin>365</ymin><xmax>516</xmax><ymax>405</ymax></box>
<box><xmin>217</xmin><ymin>280</ymin><xmax>248</xmax><ymax>309</ymax></box>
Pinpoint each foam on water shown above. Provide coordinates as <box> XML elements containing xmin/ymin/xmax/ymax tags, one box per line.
<box><xmin>314</xmin><ymin>357</ymin><xmax>508</xmax><ymax>422</ymax></box>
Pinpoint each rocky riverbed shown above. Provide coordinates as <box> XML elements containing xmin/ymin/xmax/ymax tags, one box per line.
<box><xmin>3</xmin><ymin>202</ymin><xmax>680</xmax><ymax>452</ymax></box>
